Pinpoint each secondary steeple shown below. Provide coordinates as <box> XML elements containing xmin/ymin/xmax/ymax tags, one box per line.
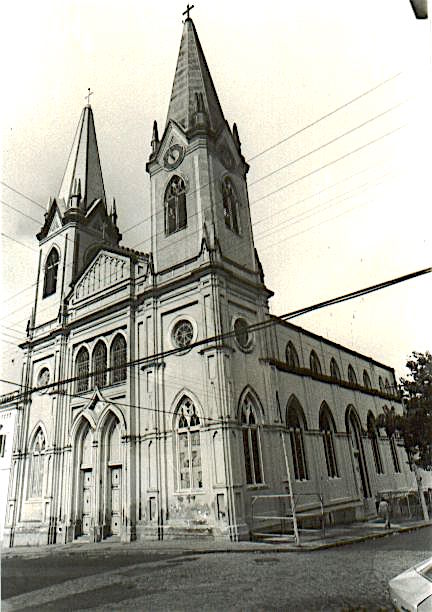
<box><xmin>165</xmin><ymin>14</ymin><xmax>226</xmax><ymax>135</ymax></box>
<box><xmin>58</xmin><ymin>103</ymin><xmax>106</xmax><ymax>211</ymax></box>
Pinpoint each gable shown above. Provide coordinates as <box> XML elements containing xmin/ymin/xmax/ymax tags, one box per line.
<box><xmin>48</xmin><ymin>210</ymin><xmax>62</xmax><ymax>235</ymax></box>
<box><xmin>74</xmin><ymin>250</ymin><xmax>130</xmax><ymax>301</ymax></box>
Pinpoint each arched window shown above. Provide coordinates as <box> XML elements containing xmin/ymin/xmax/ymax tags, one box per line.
<box><xmin>379</xmin><ymin>376</ymin><xmax>384</xmax><ymax>393</ymax></box>
<box><xmin>222</xmin><ymin>177</ymin><xmax>240</xmax><ymax>234</ymax></box>
<box><xmin>367</xmin><ymin>413</ymin><xmax>383</xmax><ymax>474</ymax></box>
<box><xmin>28</xmin><ymin>428</ymin><xmax>45</xmax><ymax>498</ymax></box>
<box><xmin>286</xmin><ymin>341</ymin><xmax>300</xmax><ymax>369</ymax></box>
<box><xmin>330</xmin><ymin>358</ymin><xmax>341</xmax><ymax>381</ymax></box>
<box><xmin>320</xmin><ymin>405</ymin><xmax>338</xmax><ymax>478</ymax></box>
<box><xmin>240</xmin><ymin>395</ymin><xmax>263</xmax><ymax>485</ymax></box>
<box><xmin>385</xmin><ymin>378</ymin><xmax>391</xmax><ymax>395</ymax></box>
<box><xmin>111</xmin><ymin>334</ymin><xmax>127</xmax><ymax>384</ymax></box>
<box><xmin>348</xmin><ymin>364</ymin><xmax>357</xmax><ymax>386</ymax></box>
<box><xmin>346</xmin><ymin>407</ymin><xmax>371</xmax><ymax>498</ymax></box>
<box><xmin>176</xmin><ymin>398</ymin><xmax>202</xmax><ymax>490</ymax></box>
<box><xmin>389</xmin><ymin>434</ymin><xmax>401</xmax><ymax>473</ymax></box>
<box><xmin>76</xmin><ymin>347</ymin><xmax>90</xmax><ymax>393</ymax></box>
<box><xmin>363</xmin><ymin>370</ymin><xmax>372</xmax><ymax>390</ymax></box>
<box><xmin>93</xmin><ymin>341</ymin><xmax>107</xmax><ymax>388</ymax></box>
<box><xmin>165</xmin><ymin>176</ymin><xmax>187</xmax><ymax>235</ymax></box>
<box><xmin>43</xmin><ymin>248</ymin><xmax>59</xmax><ymax>298</ymax></box>
<box><xmin>309</xmin><ymin>350</ymin><xmax>322</xmax><ymax>376</ymax></box>
<box><xmin>286</xmin><ymin>398</ymin><xmax>308</xmax><ymax>481</ymax></box>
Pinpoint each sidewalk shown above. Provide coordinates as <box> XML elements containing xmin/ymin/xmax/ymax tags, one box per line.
<box><xmin>2</xmin><ymin>518</ymin><xmax>431</xmax><ymax>558</ymax></box>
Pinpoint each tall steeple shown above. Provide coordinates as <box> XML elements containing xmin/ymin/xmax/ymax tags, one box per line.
<box><xmin>58</xmin><ymin>104</ymin><xmax>106</xmax><ymax>210</ymax></box>
<box><xmin>165</xmin><ymin>16</ymin><xmax>226</xmax><ymax>135</ymax></box>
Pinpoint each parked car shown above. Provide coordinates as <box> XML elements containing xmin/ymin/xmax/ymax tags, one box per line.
<box><xmin>389</xmin><ymin>557</ymin><xmax>432</xmax><ymax>611</ymax></box>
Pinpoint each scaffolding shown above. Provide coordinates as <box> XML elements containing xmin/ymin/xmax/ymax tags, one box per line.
<box><xmin>250</xmin><ymin>432</ymin><xmax>325</xmax><ymax>545</ymax></box>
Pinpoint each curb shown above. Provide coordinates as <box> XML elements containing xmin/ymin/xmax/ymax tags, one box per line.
<box><xmin>2</xmin><ymin>522</ymin><xmax>431</xmax><ymax>559</ymax></box>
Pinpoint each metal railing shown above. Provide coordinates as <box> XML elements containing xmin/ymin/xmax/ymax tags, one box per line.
<box><xmin>251</xmin><ymin>492</ymin><xmax>324</xmax><ymax>545</ymax></box>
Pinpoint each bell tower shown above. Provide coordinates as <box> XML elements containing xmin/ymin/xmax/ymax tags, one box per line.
<box><xmin>31</xmin><ymin>103</ymin><xmax>121</xmax><ymax>331</ymax></box>
<box><xmin>146</xmin><ymin>15</ymin><xmax>262</xmax><ymax>283</ymax></box>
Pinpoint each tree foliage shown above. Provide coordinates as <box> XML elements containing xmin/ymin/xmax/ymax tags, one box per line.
<box><xmin>378</xmin><ymin>351</ymin><xmax>432</xmax><ymax>470</ymax></box>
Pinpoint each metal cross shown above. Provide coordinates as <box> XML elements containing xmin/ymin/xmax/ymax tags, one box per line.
<box><xmin>182</xmin><ymin>3</ymin><xmax>194</xmax><ymax>19</ymax></box>
<box><xmin>85</xmin><ymin>88</ymin><xmax>93</xmax><ymax>105</ymax></box>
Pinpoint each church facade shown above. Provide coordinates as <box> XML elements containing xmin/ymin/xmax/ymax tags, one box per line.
<box><xmin>2</xmin><ymin>16</ymin><xmax>415</xmax><ymax>547</ymax></box>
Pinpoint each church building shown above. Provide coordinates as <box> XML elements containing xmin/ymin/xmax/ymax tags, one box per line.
<box><xmin>2</xmin><ymin>15</ymin><xmax>415</xmax><ymax>546</ymax></box>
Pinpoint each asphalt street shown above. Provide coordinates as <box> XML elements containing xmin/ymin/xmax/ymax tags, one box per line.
<box><xmin>2</xmin><ymin>527</ymin><xmax>432</xmax><ymax>611</ymax></box>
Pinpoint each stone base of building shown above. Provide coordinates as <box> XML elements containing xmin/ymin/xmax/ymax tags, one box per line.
<box><xmin>3</xmin><ymin>524</ymin><xmax>50</xmax><ymax>548</ymax></box>
<box><xmin>135</xmin><ymin>519</ymin><xmax>249</xmax><ymax>541</ymax></box>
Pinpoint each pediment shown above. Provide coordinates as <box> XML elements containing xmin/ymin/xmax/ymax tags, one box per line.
<box><xmin>48</xmin><ymin>210</ymin><xmax>62</xmax><ymax>235</ymax></box>
<box><xmin>36</xmin><ymin>199</ymin><xmax>63</xmax><ymax>241</ymax></box>
<box><xmin>157</xmin><ymin>122</ymin><xmax>189</xmax><ymax>167</ymax></box>
<box><xmin>74</xmin><ymin>249</ymin><xmax>130</xmax><ymax>301</ymax></box>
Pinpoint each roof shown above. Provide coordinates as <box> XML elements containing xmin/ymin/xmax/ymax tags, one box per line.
<box><xmin>58</xmin><ymin>105</ymin><xmax>106</xmax><ymax>210</ymax></box>
<box><xmin>271</xmin><ymin>315</ymin><xmax>396</xmax><ymax>374</ymax></box>
<box><xmin>165</xmin><ymin>18</ymin><xmax>226</xmax><ymax>134</ymax></box>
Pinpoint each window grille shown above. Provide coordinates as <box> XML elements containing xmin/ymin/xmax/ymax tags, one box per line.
<box><xmin>363</xmin><ymin>370</ymin><xmax>372</xmax><ymax>389</ymax></box>
<box><xmin>240</xmin><ymin>397</ymin><xmax>263</xmax><ymax>485</ymax></box>
<box><xmin>390</xmin><ymin>435</ymin><xmax>401</xmax><ymax>473</ymax></box>
<box><xmin>319</xmin><ymin>407</ymin><xmax>338</xmax><ymax>478</ymax></box>
<box><xmin>222</xmin><ymin>178</ymin><xmax>240</xmax><ymax>234</ymax></box>
<box><xmin>29</xmin><ymin>429</ymin><xmax>45</xmax><ymax>498</ymax></box>
<box><xmin>330</xmin><ymin>358</ymin><xmax>341</xmax><ymax>381</ymax></box>
<box><xmin>165</xmin><ymin>176</ymin><xmax>186</xmax><ymax>235</ymax></box>
<box><xmin>309</xmin><ymin>350</ymin><xmax>322</xmax><ymax>375</ymax></box>
<box><xmin>176</xmin><ymin>399</ymin><xmax>202</xmax><ymax>491</ymax></box>
<box><xmin>348</xmin><ymin>365</ymin><xmax>357</xmax><ymax>386</ymax></box>
<box><xmin>286</xmin><ymin>342</ymin><xmax>300</xmax><ymax>369</ymax></box>
<box><xmin>367</xmin><ymin>414</ymin><xmax>384</xmax><ymax>474</ymax></box>
<box><xmin>93</xmin><ymin>341</ymin><xmax>107</xmax><ymax>388</ymax></box>
<box><xmin>111</xmin><ymin>334</ymin><xmax>127</xmax><ymax>384</ymax></box>
<box><xmin>286</xmin><ymin>401</ymin><xmax>308</xmax><ymax>481</ymax></box>
<box><xmin>76</xmin><ymin>347</ymin><xmax>90</xmax><ymax>393</ymax></box>
<box><xmin>43</xmin><ymin>248</ymin><xmax>59</xmax><ymax>298</ymax></box>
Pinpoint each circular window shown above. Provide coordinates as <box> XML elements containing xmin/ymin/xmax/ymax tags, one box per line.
<box><xmin>234</xmin><ymin>318</ymin><xmax>251</xmax><ymax>349</ymax></box>
<box><xmin>37</xmin><ymin>367</ymin><xmax>50</xmax><ymax>389</ymax></box>
<box><xmin>172</xmin><ymin>320</ymin><xmax>194</xmax><ymax>349</ymax></box>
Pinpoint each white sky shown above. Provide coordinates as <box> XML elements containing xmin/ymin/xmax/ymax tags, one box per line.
<box><xmin>1</xmin><ymin>0</ymin><xmax>431</xmax><ymax>393</ymax></box>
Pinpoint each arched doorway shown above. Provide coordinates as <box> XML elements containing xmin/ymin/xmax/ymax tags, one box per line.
<box><xmin>73</xmin><ymin>420</ymin><xmax>94</xmax><ymax>537</ymax></box>
<box><xmin>346</xmin><ymin>407</ymin><xmax>371</xmax><ymax>499</ymax></box>
<box><xmin>101</xmin><ymin>414</ymin><xmax>122</xmax><ymax>537</ymax></box>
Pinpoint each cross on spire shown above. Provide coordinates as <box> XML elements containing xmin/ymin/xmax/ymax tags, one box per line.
<box><xmin>182</xmin><ymin>3</ymin><xmax>194</xmax><ymax>20</ymax></box>
<box><xmin>85</xmin><ymin>88</ymin><xmax>93</xmax><ymax>106</ymax></box>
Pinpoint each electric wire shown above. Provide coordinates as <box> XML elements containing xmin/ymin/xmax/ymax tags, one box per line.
<box><xmin>0</xmin><ymin>163</ymin><xmax>402</xmax><ymax>332</ymax></box>
<box><xmin>2</xmin><ymin>266</ymin><xmax>430</xmax><ymax>402</ymax></box>
<box><xmin>0</xmin><ymin>181</ymin><xmax>46</xmax><ymax>211</ymax></box>
<box><xmin>121</xmin><ymin>72</ymin><xmax>404</xmax><ymax>235</ymax></box>
<box><xmin>247</xmin><ymin>72</ymin><xmax>403</xmax><ymax>162</ymax></box>
<box><xmin>1</xmin><ymin>200</ymin><xmax>41</xmax><ymax>225</ymax></box>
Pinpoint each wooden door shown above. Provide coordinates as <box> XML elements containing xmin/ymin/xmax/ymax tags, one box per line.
<box><xmin>81</xmin><ymin>469</ymin><xmax>92</xmax><ymax>535</ymax></box>
<box><xmin>110</xmin><ymin>467</ymin><xmax>121</xmax><ymax>535</ymax></box>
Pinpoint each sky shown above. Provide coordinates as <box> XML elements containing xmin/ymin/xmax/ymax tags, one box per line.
<box><xmin>1</xmin><ymin>0</ymin><xmax>431</xmax><ymax>394</ymax></box>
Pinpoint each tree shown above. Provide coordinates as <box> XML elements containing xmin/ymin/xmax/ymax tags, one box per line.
<box><xmin>399</xmin><ymin>351</ymin><xmax>432</xmax><ymax>470</ymax></box>
<box><xmin>377</xmin><ymin>352</ymin><xmax>432</xmax><ymax>520</ymax></box>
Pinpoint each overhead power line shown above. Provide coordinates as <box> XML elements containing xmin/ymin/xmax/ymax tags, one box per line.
<box><xmin>0</xmin><ymin>119</ymin><xmax>405</xmax><ymax>319</ymax></box>
<box><xmin>1</xmin><ymin>233</ymin><xmax>38</xmax><ymax>253</ymax></box>
<box><xmin>0</xmin><ymin>182</ymin><xmax>46</xmax><ymax>211</ymax></box>
<box><xmin>2</xmin><ymin>266</ymin><xmax>430</xmax><ymax>402</ymax></box>
<box><xmin>1</xmin><ymin>200</ymin><xmax>41</xmax><ymax>225</ymax></box>
<box><xmin>121</xmin><ymin>73</ymin><xmax>404</xmax><ymax>236</ymax></box>
<box><xmin>247</xmin><ymin>72</ymin><xmax>403</xmax><ymax>162</ymax></box>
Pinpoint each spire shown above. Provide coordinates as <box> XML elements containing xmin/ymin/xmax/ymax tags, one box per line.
<box><xmin>165</xmin><ymin>17</ymin><xmax>225</xmax><ymax>134</ymax></box>
<box><xmin>58</xmin><ymin>105</ymin><xmax>106</xmax><ymax>211</ymax></box>
<box><xmin>151</xmin><ymin>120</ymin><xmax>159</xmax><ymax>156</ymax></box>
<box><xmin>111</xmin><ymin>197</ymin><xmax>118</xmax><ymax>225</ymax></box>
